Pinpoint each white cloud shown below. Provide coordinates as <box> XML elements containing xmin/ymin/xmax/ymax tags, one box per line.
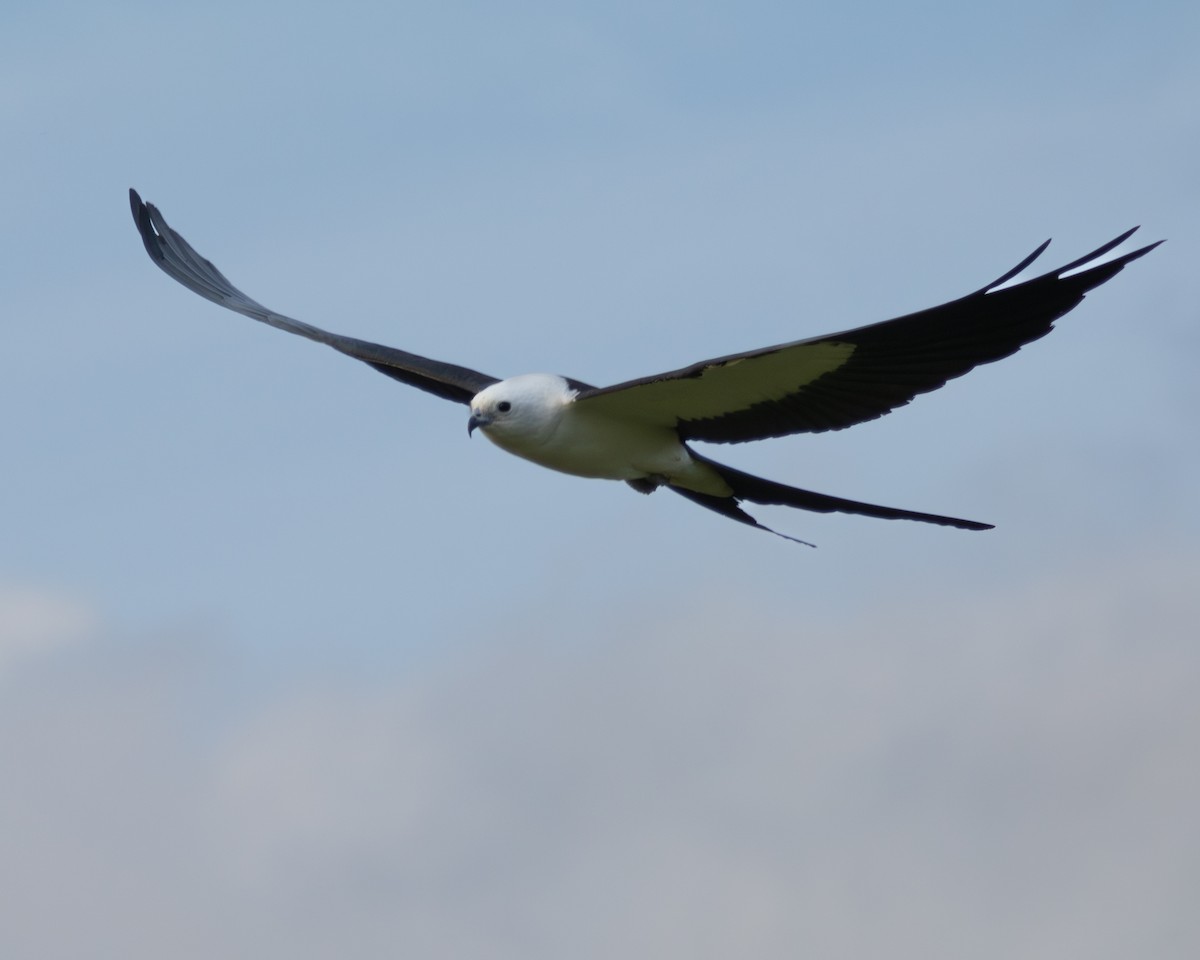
<box><xmin>0</xmin><ymin>584</ymin><xmax>96</xmax><ymax>675</ymax></box>
<box><xmin>1</xmin><ymin>546</ymin><xmax>1196</xmax><ymax>959</ymax></box>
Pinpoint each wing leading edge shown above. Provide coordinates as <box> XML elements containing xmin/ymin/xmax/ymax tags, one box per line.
<box><xmin>572</xmin><ymin>230</ymin><xmax>1162</xmax><ymax>443</ymax></box>
<box><xmin>129</xmin><ymin>189</ymin><xmax>499</xmax><ymax>405</ymax></box>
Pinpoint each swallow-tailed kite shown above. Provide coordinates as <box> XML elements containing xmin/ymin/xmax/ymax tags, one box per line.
<box><xmin>129</xmin><ymin>189</ymin><xmax>1159</xmax><ymax>544</ymax></box>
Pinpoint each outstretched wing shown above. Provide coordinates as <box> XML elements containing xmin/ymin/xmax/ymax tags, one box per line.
<box><xmin>129</xmin><ymin>190</ymin><xmax>499</xmax><ymax>405</ymax></box>
<box><xmin>573</xmin><ymin>230</ymin><xmax>1161</xmax><ymax>442</ymax></box>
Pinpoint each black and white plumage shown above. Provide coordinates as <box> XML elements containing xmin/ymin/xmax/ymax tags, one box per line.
<box><xmin>130</xmin><ymin>189</ymin><xmax>1160</xmax><ymax>544</ymax></box>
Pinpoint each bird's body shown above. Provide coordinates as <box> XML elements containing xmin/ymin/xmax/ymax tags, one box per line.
<box><xmin>129</xmin><ymin>189</ymin><xmax>1160</xmax><ymax>544</ymax></box>
<box><xmin>471</xmin><ymin>374</ymin><xmax>729</xmax><ymax>494</ymax></box>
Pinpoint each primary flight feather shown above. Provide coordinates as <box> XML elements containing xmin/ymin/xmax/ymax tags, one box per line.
<box><xmin>129</xmin><ymin>189</ymin><xmax>1160</xmax><ymax>544</ymax></box>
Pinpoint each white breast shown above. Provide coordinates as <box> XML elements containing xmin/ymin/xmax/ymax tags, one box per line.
<box><xmin>474</xmin><ymin>373</ymin><xmax>729</xmax><ymax>494</ymax></box>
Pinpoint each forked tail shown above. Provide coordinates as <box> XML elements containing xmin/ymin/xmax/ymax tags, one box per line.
<box><xmin>670</xmin><ymin>450</ymin><xmax>993</xmax><ymax>545</ymax></box>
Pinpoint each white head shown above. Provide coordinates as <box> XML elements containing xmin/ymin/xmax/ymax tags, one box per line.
<box><xmin>467</xmin><ymin>374</ymin><xmax>575</xmax><ymax>453</ymax></box>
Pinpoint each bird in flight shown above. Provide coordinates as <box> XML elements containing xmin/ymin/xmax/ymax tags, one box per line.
<box><xmin>129</xmin><ymin>189</ymin><xmax>1159</xmax><ymax>545</ymax></box>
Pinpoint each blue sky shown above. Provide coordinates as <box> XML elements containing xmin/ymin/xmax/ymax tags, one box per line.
<box><xmin>2</xmin><ymin>2</ymin><xmax>1198</xmax><ymax>957</ymax></box>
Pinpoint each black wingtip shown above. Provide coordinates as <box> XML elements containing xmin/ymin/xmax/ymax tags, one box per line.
<box><xmin>977</xmin><ymin>226</ymin><xmax>1164</xmax><ymax>295</ymax></box>
<box><xmin>129</xmin><ymin>187</ymin><xmax>146</xmax><ymax>230</ymax></box>
<box><xmin>128</xmin><ymin>187</ymin><xmax>163</xmax><ymax>263</ymax></box>
<box><xmin>979</xmin><ymin>237</ymin><xmax>1053</xmax><ymax>293</ymax></box>
<box><xmin>1054</xmin><ymin>226</ymin><xmax>1141</xmax><ymax>275</ymax></box>
<box><xmin>1117</xmin><ymin>237</ymin><xmax>1166</xmax><ymax>266</ymax></box>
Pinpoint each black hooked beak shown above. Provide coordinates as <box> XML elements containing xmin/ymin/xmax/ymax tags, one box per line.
<box><xmin>467</xmin><ymin>413</ymin><xmax>492</xmax><ymax>437</ymax></box>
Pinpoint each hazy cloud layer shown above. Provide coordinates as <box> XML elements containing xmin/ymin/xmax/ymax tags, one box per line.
<box><xmin>3</xmin><ymin>543</ymin><xmax>1196</xmax><ymax>959</ymax></box>
<box><xmin>0</xmin><ymin>585</ymin><xmax>96</xmax><ymax>675</ymax></box>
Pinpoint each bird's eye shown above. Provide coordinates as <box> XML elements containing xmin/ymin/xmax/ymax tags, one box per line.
<box><xmin>497</xmin><ymin>401</ymin><xmax>512</xmax><ymax>412</ymax></box>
